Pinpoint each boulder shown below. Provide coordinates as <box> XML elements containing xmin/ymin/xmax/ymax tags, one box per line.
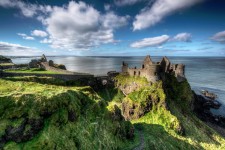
<box><xmin>49</xmin><ymin>60</ymin><xmax>54</xmax><ymax>67</ymax></box>
<box><xmin>29</xmin><ymin>59</ymin><xmax>39</xmax><ymax>68</ymax></box>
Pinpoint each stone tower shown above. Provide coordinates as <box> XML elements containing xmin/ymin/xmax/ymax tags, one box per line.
<box><xmin>142</xmin><ymin>55</ymin><xmax>153</xmax><ymax>69</ymax></box>
<box><xmin>160</xmin><ymin>56</ymin><xmax>171</xmax><ymax>73</ymax></box>
<box><xmin>122</xmin><ymin>61</ymin><xmax>128</xmax><ymax>73</ymax></box>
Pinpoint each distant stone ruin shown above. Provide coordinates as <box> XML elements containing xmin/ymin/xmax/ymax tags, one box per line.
<box><xmin>122</xmin><ymin>55</ymin><xmax>185</xmax><ymax>82</ymax></box>
<box><xmin>29</xmin><ymin>54</ymin><xmax>66</xmax><ymax>70</ymax></box>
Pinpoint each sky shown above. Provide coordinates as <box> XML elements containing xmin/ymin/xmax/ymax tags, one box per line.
<box><xmin>0</xmin><ymin>0</ymin><xmax>225</xmax><ymax>56</ymax></box>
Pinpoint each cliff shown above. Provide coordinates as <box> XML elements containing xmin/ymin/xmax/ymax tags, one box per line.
<box><xmin>1</xmin><ymin>74</ymin><xmax>225</xmax><ymax>149</ymax></box>
<box><xmin>0</xmin><ymin>78</ymin><xmax>133</xmax><ymax>149</ymax></box>
<box><xmin>0</xmin><ymin>56</ymin><xmax>12</xmax><ymax>64</ymax></box>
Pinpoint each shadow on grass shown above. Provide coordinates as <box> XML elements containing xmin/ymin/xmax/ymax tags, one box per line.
<box><xmin>134</xmin><ymin>123</ymin><xmax>202</xmax><ymax>150</ymax></box>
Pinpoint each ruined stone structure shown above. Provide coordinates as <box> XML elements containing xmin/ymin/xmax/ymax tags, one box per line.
<box><xmin>122</xmin><ymin>55</ymin><xmax>185</xmax><ymax>82</ymax></box>
<box><xmin>28</xmin><ymin>54</ymin><xmax>67</xmax><ymax>73</ymax></box>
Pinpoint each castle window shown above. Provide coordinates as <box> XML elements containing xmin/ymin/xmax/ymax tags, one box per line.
<box><xmin>142</xmin><ymin>64</ymin><xmax>144</xmax><ymax>69</ymax></box>
<box><xmin>139</xmin><ymin>71</ymin><xmax>141</xmax><ymax>76</ymax></box>
<box><xmin>134</xmin><ymin>71</ymin><xmax>136</xmax><ymax>76</ymax></box>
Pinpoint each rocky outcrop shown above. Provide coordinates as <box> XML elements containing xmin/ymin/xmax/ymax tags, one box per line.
<box><xmin>201</xmin><ymin>90</ymin><xmax>217</xmax><ymax>100</ymax></box>
<box><xmin>122</xmin><ymin>97</ymin><xmax>153</xmax><ymax>120</ymax></box>
<box><xmin>193</xmin><ymin>92</ymin><xmax>225</xmax><ymax>127</ymax></box>
<box><xmin>0</xmin><ymin>118</ymin><xmax>44</xmax><ymax>148</ymax></box>
<box><xmin>0</xmin><ymin>55</ymin><xmax>12</xmax><ymax>63</ymax></box>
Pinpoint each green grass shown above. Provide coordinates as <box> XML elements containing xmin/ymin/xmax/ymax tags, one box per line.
<box><xmin>4</xmin><ymin>68</ymin><xmax>61</xmax><ymax>74</ymax></box>
<box><xmin>1</xmin><ymin>75</ymin><xmax>225</xmax><ymax>150</ymax></box>
<box><xmin>0</xmin><ymin>63</ymin><xmax>14</xmax><ymax>66</ymax></box>
<box><xmin>0</xmin><ymin>78</ymin><xmax>134</xmax><ymax>149</ymax></box>
<box><xmin>114</xmin><ymin>75</ymin><xmax>225</xmax><ymax>149</ymax></box>
<box><xmin>115</xmin><ymin>74</ymin><xmax>149</xmax><ymax>87</ymax></box>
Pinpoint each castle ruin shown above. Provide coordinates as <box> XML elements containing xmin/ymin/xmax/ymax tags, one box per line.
<box><xmin>122</xmin><ymin>55</ymin><xmax>185</xmax><ymax>82</ymax></box>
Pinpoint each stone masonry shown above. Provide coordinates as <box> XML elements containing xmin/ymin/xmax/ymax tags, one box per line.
<box><xmin>122</xmin><ymin>55</ymin><xmax>185</xmax><ymax>82</ymax></box>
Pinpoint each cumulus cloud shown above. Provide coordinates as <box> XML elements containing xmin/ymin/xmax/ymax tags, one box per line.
<box><xmin>17</xmin><ymin>33</ymin><xmax>35</xmax><ymax>40</ymax></box>
<box><xmin>0</xmin><ymin>0</ymin><xmax>52</xmax><ymax>17</ymax></box>
<box><xmin>31</xmin><ymin>30</ymin><xmax>48</xmax><ymax>37</ymax></box>
<box><xmin>114</xmin><ymin>0</ymin><xmax>145</xmax><ymax>6</ymax></box>
<box><xmin>173</xmin><ymin>33</ymin><xmax>192</xmax><ymax>42</ymax></box>
<box><xmin>0</xmin><ymin>41</ymin><xmax>41</xmax><ymax>56</ymax></box>
<box><xmin>130</xmin><ymin>35</ymin><xmax>170</xmax><ymax>48</ymax></box>
<box><xmin>1</xmin><ymin>1</ymin><xmax>129</xmax><ymax>51</ymax></box>
<box><xmin>101</xmin><ymin>12</ymin><xmax>129</xmax><ymax>29</ymax></box>
<box><xmin>133</xmin><ymin>0</ymin><xmax>202</xmax><ymax>30</ymax></box>
<box><xmin>211</xmin><ymin>30</ymin><xmax>225</xmax><ymax>43</ymax></box>
<box><xmin>40</xmin><ymin>38</ymin><xmax>52</xmax><ymax>44</ymax></box>
<box><xmin>44</xmin><ymin>1</ymin><xmax>129</xmax><ymax>50</ymax></box>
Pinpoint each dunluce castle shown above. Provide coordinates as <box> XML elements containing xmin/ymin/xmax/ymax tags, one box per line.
<box><xmin>121</xmin><ymin>55</ymin><xmax>185</xmax><ymax>82</ymax></box>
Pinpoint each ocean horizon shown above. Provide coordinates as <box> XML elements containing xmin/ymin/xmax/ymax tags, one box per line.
<box><xmin>10</xmin><ymin>56</ymin><xmax>225</xmax><ymax>116</ymax></box>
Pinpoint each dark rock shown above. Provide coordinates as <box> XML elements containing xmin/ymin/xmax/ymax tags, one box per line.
<box><xmin>54</xmin><ymin>64</ymin><xmax>67</xmax><ymax>70</ymax></box>
<box><xmin>201</xmin><ymin>90</ymin><xmax>217</xmax><ymax>100</ymax></box>
<box><xmin>111</xmin><ymin>105</ymin><xmax>124</xmax><ymax>121</ymax></box>
<box><xmin>68</xmin><ymin>110</ymin><xmax>77</xmax><ymax>122</ymax></box>
<box><xmin>49</xmin><ymin>60</ymin><xmax>54</xmax><ymax>67</ymax></box>
<box><xmin>193</xmin><ymin>92</ymin><xmax>225</xmax><ymax>127</ymax></box>
<box><xmin>122</xmin><ymin>96</ymin><xmax>152</xmax><ymax>120</ymax></box>
<box><xmin>175</xmin><ymin>123</ymin><xmax>185</xmax><ymax>136</ymax></box>
<box><xmin>1</xmin><ymin>118</ymin><xmax>44</xmax><ymax>148</ymax></box>
<box><xmin>29</xmin><ymin>59</ymin><xmax>39</xmax><ymax>68</ymax></box>
<box><xmin>0</xmin><ymin>55</ymin><xmax>12</xmax><ymax>63</ymax></box>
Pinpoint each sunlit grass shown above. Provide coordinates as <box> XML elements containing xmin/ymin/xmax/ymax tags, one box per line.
<box><xmin>4</xmin><ymin>68</ymin><xmax>61</xmax><ymax>74</ymax></box>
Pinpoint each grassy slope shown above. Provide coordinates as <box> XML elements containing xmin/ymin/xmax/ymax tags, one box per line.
<box><xmin>0</xmin><ymin>78</ymin><xmax>133</xmax><ymax>149</ymax></box>
<box><xmin>1</xmin><ymin>75</ymin><xmax>225</xmax><ymax>149</ymax></box>
<box><xmin>4</xmin><ymin>68</ymin><xmax>60</xmax><ymax>74</ymax></box>
<box><xmin>0</xmin><ymin>63</ymin><xmax>14</xmax><ymax>67</ymax></box>
<box><xmin>112</xmin><ymin>75</ymin><xmax>225</xmax><ymax>149</ymax></box>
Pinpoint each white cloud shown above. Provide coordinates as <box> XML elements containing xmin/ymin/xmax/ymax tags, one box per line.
<box><xmin>130</xmin><ymin>35</ymin><xmax>170</xmax><ymax>48</ymax></box>
<box><xmin>40</xmin><ymin>38</ymin><xmax>52</xmax><ymax>44</ymax></box>
<box><xmin>101</xmin><ymin>12</ymin><xmax>129</xmax><ymax>29</ymax></box>
<box><xmin>114</xmin><ymin>0</ymin><xmax>144</xmax><ymax>6</ymax></box>
<box><xmin>17</xmin><ymin>33</ymin><xmax>35</xmax><ymax>40</ymax></box>
<box><xmin>31</xmin><ymin>30</ymin><xmax>48</xmax><ymax>37</ymax></box>
<box><xmin>44</xmin><ymin>1</ymin><xmax>129</xmax><ymax>50</ymax></box>
<box><xmin>133</xmin><ymin>0</ymin><xmax>202</xmax><ymax>30</ymax></box>
<box><xmin>0</xmin><ymin>41</ymin><xmax>41</xmax><ymax>56</ymax></box>
<box><xmin>173</xmin><ymin>33</ymin><xmax>192</xmax><ymax>42</ymax></box>
<box><xmin>0</xmin><ymin>0</ymin><xmax>52</xmax><ymax>17</ymax></box>
<box><xmin>211</xmin><ymin>30</ymin><xmax>225</xmax><ymax>43</ymax></box>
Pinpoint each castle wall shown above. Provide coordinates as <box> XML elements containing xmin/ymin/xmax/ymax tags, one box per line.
<box><xmin>127</xmin><ymin>64</ymin><xmax>160</xmax><ymax>82</ymax></box>
<box><xmin>121</xmin><ymin>55</ymin><xmax>186</xmax><ymax>83</ymax></box>
<box><xmin>0</xmin><ymin>72</ymin><xmax>94</xmax><ymax>81</ymax></box>
<box><xmin>40</xmin><ymin>62</ymin><xmax>73</xmax><ymax>74</ymax></box>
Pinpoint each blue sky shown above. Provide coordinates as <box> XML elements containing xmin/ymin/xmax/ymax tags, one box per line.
<box><xmin>0</xmin><ymin>0</ymin><xmax>225</xmax><ymax>56</ymax></box>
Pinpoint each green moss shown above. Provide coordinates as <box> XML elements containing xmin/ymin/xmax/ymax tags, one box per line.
<box><xmin>115</xmin><ymin>74</ymin><xmax>149</xmax><ymax>87</ymax></box>
<box><xmin>0</xmin><ymin>63</ymin><xmax>14</xmax><ymax>66</ymax></box>
<box><xmin>0</xmin><ymin>78</ymin><xmax>133</xmax><ymax>149</ymax></box>
<box><xmin>5</xmin><ymin>68</ymin><xmax>61</xmax><ymax>74</ymax></box>
<box><xmin>112</xmin><ymin>74</ymin><xmax>225</xmax><ymax>149</ymax></box>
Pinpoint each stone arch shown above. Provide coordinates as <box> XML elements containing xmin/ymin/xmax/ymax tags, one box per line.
<box><xmin>134</xmin><ymin>71</ymin><xmax>136</xmax><ymax>76</ymax></box>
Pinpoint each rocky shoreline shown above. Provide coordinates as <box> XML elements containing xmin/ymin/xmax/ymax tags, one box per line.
<box><xmin>193</xmin><ymin>90</ymin><xmax>225</xmax><ymax>131</ymax></box>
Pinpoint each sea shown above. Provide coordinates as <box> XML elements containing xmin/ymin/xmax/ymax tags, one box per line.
<box><xmin>10</xmin><ymin>56</ymin><xmax>225</xmax><ymax>116</ymax></box>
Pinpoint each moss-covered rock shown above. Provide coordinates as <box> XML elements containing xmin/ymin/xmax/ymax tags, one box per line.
<box><xmin>0</xmin><ymin>78</ymin><xmax>133</xmax><ymax>149</ymax></box>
